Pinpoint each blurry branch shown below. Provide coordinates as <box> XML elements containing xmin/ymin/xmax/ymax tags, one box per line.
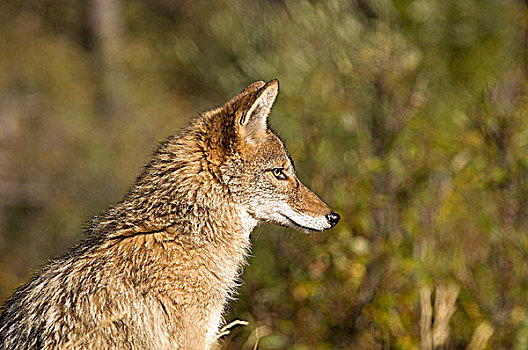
<box><xmin>351</xmin><ymin>71</ymin><xmax>427</xmax><ymax>336</ymax></box>
<box><xmin>85</xmin><ymin>0</ymin><xmax>129</xmax><ymax>121</ymax></box>
<box><xmin>432</xmin><ymin>284</ymin><xmax>459</xmax><ymax>347</ymax></box>
<box><xmin>469</xmin><ymin>70</ymin><xmax>526</xmax><ymax>335</ymax></box>
<box><xmin>396</xmin><ymin>75</ymin><xmax>427</xmax><ymax>128</ymax></box>
<box><xmin>467</xmin><ymin>322</ymin><xmax>494</xmax><ymax>350</ymax></box>
<box><xmin>523</xmin><ymin>0</ymin><xmax>528</xmax><ymax>94</ymax></box>
<box><xmin>370</xmin><ymin>72</ymin><xmax>426</xmax><ymax>158</ymax></box>
<box><xmin>419</xmin><ymin>284</ymin><xmax>433</xmax><ymax>350</ymax></box>
<box><xmin>241</xmin><ymin>325</ymin><xmax>271</xmax><ymax>350</ymax></box>
<box><xmin>416</xmin><ymin>236</ymin><xmax>433</xmax><ymax>350</ymax></box>
<box><xmin>414</xmin><ymin>172</ymin><xmax>457</xmax><ymax>350</ymax></box>
<box><xmin>418</xmin><ymin>282</ymin><xmax>460</xmax><ymax>350</ymax></box>
<box><xmin>369</xmin><ymin>73</ymin><xmax>425</xmax><ymax>240</ymax></box>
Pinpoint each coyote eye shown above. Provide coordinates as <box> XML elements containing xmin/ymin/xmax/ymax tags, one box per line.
<box><xmin>271</xmin><ymin>168</ymin><xmax>287</xmax><ymax>180</ymax></box>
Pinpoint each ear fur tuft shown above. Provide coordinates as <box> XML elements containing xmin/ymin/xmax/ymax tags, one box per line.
<box><xmin>239</xmin><ymin>80</ymin><xmax>279</xmax><ymax>144</ymax></box>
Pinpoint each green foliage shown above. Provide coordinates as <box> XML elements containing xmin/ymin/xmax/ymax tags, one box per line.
<box><xmin>1</xmin><ymin>0</ymin><xmax>527</xmax><ymax>348</ymax></box>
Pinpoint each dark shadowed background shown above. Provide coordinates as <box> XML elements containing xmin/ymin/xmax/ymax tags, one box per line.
<box><xmin>1</xmin><ymin>0</ymin><xmax>527</xmax><ymax>349</ymax></box>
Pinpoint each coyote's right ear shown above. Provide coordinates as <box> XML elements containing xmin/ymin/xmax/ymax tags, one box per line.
<box><xmin>238</xmin><ymin>80</ymin><xmax>278</xmax><ymax>145</ymax></box>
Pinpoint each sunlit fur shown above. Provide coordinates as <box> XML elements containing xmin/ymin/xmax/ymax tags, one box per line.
<box><xmin>0</xmin><ymin>80</ymin><xmax>337</xmax><ymax>349</ymax></box>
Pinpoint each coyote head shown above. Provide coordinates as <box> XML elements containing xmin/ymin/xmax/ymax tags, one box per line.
<box><xmin>217</xmin><ymin>80</ymin><xmax>340</xmax><ymax>233</ymax></box>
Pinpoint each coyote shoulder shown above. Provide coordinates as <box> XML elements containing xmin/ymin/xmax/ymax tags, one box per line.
<box><xmin>0</xmin><ymin>80</ymin><xmax>339</xmax><ymax>349</ymax></box>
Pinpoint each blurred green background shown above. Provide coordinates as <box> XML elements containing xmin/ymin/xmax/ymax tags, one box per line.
<box><xmin>1</xmin><ymin>0</ymin><xmax>527</xmax><ymax>349</ymax></box>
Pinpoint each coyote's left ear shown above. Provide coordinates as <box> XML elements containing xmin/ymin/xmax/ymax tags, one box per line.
<box><xmin>239</xmin><ymin>79</ymin><xmax>278</xmax><ymax>145</ymax></box>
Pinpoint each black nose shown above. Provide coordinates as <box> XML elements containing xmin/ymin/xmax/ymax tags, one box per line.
<box><xmin>326</xmin><ymin>211</ymin><xmax>340</xmax><ymax>228</ymax></box>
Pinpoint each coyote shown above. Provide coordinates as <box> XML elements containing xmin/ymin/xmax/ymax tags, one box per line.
<box><xmin>0</xmin><ymin>80</ymin><xmax>340</xmax><ymax>349</ymax></box>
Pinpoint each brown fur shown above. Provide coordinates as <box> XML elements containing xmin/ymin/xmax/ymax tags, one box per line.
<box><xmin>0</xmin><ymin>80</ymin><xmax>339</xmax><ymax>349</ymax></box>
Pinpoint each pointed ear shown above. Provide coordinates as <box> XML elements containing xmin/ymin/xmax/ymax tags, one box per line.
<box><xmin>239</xmin><ymin>79</ymin><xmax>279</xmax><ymax>144</ymax></box>
<box><xmin>227</xmin><ymin>81</ymin><xmax>266</xmax><ymax>105</ymax></box>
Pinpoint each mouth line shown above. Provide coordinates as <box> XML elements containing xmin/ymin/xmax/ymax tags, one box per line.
<box><xmin>279</xmin><ymin>214</ymin><xmax>322</xmax><ymax>233</ymax></box>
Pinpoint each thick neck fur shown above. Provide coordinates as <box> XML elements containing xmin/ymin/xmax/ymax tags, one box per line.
<box><xmin>91</xmin><ymin>108</ymin><xmax>253</xmax><ymax>243</ymax></box>
<box><xmin>82</xmin><ymin>106</ymin><xmax>259</xmax><ymax>322</ymax></box>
